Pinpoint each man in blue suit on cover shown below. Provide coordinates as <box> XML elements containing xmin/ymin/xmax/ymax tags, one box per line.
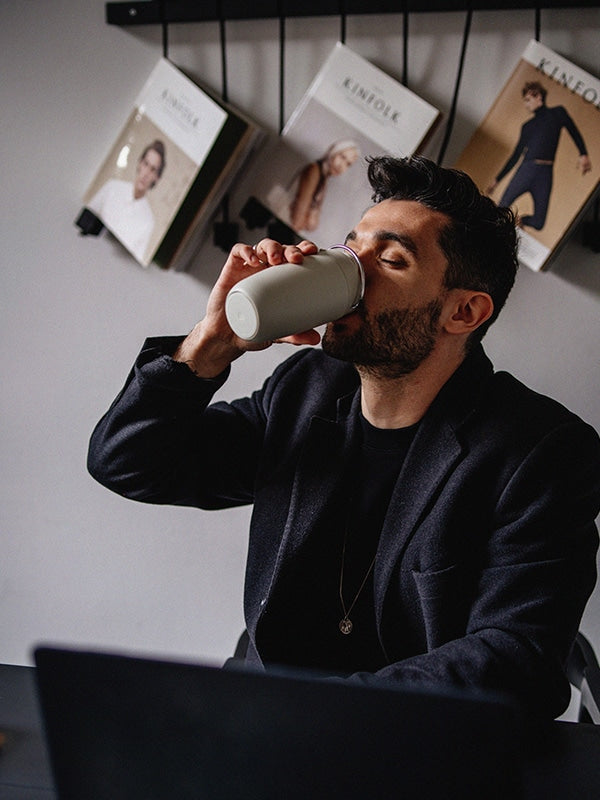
<box><xmin>88</xmin><ymin>155</ymin><xmax>600</xmax><ymax>720</ymax></box>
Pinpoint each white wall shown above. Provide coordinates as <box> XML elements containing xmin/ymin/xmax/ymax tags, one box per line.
<box><xmin>2</xmin><ymin>0</ymin><xmax>599</xmax><ymax>711</ymax></box>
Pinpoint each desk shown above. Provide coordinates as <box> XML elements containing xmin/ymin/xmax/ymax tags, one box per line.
<box><xmin>1</xmin><ymin>662</ymin><xmax>599</xmax><ymax>799</ymax></box>
<box><xmin>0</xmin><ymin>664</ymin><xmax>55</xmax><ymax>798</ymax></box>
<box><xmin>523</xmin><ymin>721</ymin><xmax>600</xmax><ymax>799</ymax></box>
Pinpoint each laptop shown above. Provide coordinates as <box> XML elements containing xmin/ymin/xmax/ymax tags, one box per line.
<box><xmin>34</xmin><ymin>645</ymin><xmax>523</xmax><ymax>799</ymax></box>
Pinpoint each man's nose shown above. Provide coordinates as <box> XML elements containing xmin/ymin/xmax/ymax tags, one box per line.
<box><xmin>349</xmin><ymin>245</ymin><xmax>375</xmax><ymax>280</ymax></box>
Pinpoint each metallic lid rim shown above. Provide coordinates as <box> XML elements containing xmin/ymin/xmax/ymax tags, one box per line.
<box><xmin>328</xmin><ymin>244</ymin><xmax>365</xmax><ymax>307</ymax></box>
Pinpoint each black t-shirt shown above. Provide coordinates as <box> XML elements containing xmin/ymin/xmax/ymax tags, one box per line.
<box><xmin>264</xmin><ymin>413</ymin><xmax>418</xmax><ymax>677</ymax></box>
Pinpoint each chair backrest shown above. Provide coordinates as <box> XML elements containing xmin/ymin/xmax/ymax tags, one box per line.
<box><xmin>566</xmin><ymin>632</ymin><xmax>600</xmax><ymax>724</ymax></box>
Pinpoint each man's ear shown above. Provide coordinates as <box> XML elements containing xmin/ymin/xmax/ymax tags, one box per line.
<box><xmin>444</xmin><ymin>291</ymin><xmax>494</xmax><ymax>336</ymax></box>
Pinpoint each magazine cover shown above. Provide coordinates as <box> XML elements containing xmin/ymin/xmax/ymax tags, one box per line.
<box><xmin>241</xmin><ymin>43</ymin><xmax>440</xmax><ymax>248</ymax></box>
<box><xmin>454</xmin><ymin>39</ymin><xmax>599</xmax><ymax>272</ymax></box>
<box><xmin>80</xmin><ymin>58</ymin><xmax>261</xmax><ymax>268</ymax></box>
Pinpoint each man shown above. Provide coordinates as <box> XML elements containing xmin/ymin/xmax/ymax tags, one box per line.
<box><xmin>88</xmin><ymin>139</ymin><xmax>166</xmax><ymax>262</ymax></box>
<box><xmin>88</xmin><ymin>155</ymin><xmax>600</xmax><ymax>719</ymax></box>
<box><xmin>487</xmin><ymin>81</ymin><xmax>591</xmax><ymax>230</ymax></box>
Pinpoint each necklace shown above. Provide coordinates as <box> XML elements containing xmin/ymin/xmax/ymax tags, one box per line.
<box><xmin>338</xmin><ymin>527</ymin><xmax>377</xmax><ymax>635</ymax></box>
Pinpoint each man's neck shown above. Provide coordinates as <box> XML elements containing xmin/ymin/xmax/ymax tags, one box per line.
<box><xmin>357</xmin><ymin>346</ymin><xmax>466</xmax><ymax>429</ymax></box>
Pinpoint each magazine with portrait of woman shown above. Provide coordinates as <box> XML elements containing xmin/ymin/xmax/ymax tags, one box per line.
<box><xmin>240</xmin><ymin>43</ymin><xmax>440</xmax><ymax>249</ymax></box>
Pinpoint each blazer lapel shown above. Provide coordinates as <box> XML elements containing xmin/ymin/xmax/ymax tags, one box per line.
<box><xmin>375</xmin><ymin>418</ymin><xmax>464</xmax><ymax>604</ymax></box>
<box><xmin>373</xmin><ymin>346</ymin><xmax>495</xmax><ymax>618</ymax></box>
<box><xmin>266</xmin><ymin>390</ymin><xmax>361</xmax><ymax>591</ymax></box>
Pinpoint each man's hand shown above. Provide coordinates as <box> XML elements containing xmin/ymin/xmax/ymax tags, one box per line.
<box><xmin>579</xmin><ymin>154</ymin><xmax>592</xmax><ymax>175</ymax></box>
<box><xmin>174</xmin><ymin>239</ymin><xmax>321</xmax><ymax>378</ymax></box>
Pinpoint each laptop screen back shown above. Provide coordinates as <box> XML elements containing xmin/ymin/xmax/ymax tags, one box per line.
<box><xmin>34</xmin><ymin>646</ymin><xmax>522</xmax><ymax>800</ymax></box>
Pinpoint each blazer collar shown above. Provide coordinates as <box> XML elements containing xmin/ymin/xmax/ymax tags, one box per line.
<box><xmin>279</xmin><ymin>388</ymin><xmax>362</xmax><ymax>556</ymax></box>
<box><xmin>374</xmin><ymin>344</ymin><xmax>494</xmax><ymax>612</ymax></box>
<box><xmin>269</xmin><ymin>346</ymin><xmax>494</xmax><ymax>612</ymax></box>
<box><xmin>331</xmin><ymin>344</ymin><xmax>494</xmax><ymax>427</ymax></box>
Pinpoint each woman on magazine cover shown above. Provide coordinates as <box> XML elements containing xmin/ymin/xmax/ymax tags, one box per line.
<box><xmin>267</xmin><ymin>140</ymin><xmax>360</xmax><ymax>234</ymax></box>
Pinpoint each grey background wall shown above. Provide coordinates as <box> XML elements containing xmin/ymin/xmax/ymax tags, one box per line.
<box><xmin>2</xmin><ymin>1</ymin><xmax>599</xmax><ymax>718</ymax></box>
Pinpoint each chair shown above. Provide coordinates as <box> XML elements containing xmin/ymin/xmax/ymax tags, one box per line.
<box><xmin>566</xmin><ymin>631</ymin><xmax>600</xmax><ymax>724</ymax></box>
<box><xmin>233</xmin><ymin>629</ymin><xmax>250</xmax><ymax>661</ymax></box>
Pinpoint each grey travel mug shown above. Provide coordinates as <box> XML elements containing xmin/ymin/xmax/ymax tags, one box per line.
<box><xmin>225</xmin><ymin>245</ymin><xmax>365</xmax><ymax>342</ymax></box>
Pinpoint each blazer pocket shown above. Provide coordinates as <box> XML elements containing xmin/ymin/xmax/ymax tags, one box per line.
<box><xmin>412</xmin><ymin>563</ymin><xmax>467</xmax><ymax>651</ymax></box>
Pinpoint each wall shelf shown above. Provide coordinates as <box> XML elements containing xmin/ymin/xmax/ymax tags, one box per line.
<box><xmin>106</xmin><ymin>0</ymin><xmax>600</xmax><ymax>26</ymax></box>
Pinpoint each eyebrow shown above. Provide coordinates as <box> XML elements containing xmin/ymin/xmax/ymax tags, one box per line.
<box><xmin>345</xmin><ymin>228</ymin><xmax>419</xmax><ymax>258</ymax></box>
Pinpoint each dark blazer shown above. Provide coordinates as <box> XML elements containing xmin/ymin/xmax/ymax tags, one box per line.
<box><xmin>88</xmin><ymin>339</ymin><xmax>600</xmax><ymax>718</ymax></box>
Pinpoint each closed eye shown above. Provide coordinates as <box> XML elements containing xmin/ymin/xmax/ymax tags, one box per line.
<box><xmin>379</xmin><ymin>255</ymin><xmax>409</xmax><ymax>269</ymax></box>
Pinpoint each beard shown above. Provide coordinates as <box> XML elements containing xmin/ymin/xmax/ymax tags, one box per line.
<box><xmin>322</xmin><ymin>297</ymin><xmax>443</xmax><ymax>379</ymax></box>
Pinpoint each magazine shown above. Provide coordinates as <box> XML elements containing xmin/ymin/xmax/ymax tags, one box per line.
<box><xmin>454</xmin><ymin>39</ymin><xmax>599</xmax><ymax>272</ymax></box>
<box><xmin>79</xmin><ymin>57</ymin><xmax>262</xmax><ymax>269</ymax></box>
<box><xmin>240</xmin><ymin>42</ymin><xmax>441</xmax><ymax>248</ymax></box>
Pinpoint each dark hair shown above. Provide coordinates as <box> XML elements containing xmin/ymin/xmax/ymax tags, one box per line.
<box><xmin>140</xmin><ymin>139</ymin><xmax>166</xmax><ymax>178</ymax></box>
<box><xmin>522</xmin><ymin>81</ymin><xmax>547</xmax><ymax>103</ymax></box>
<box><xmin>367</xmin><ymin>155</ymin><xmax>519</xmax><ymax>346</ymax></box>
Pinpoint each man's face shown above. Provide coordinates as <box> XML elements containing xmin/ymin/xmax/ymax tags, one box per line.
<box><xmin>322</xmin><ymin>199</ymin><xmax>452</xmax><ymax>378</ymax></box>
<box><xmin>523</xmin><ymin>91</ymin><xmax>543</xmax><ymax>113</ymax></box>
<box><xmin>134</xmin><ymin>148</ymin><xmax>163</xmax><ymax>198</ymax></box>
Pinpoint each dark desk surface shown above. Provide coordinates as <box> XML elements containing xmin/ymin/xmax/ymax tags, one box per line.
<box><xmin>1</xmin><ymin>662</ymin><xmax>599</xmax><ymax>799</ymax></box>
<box><xmin>0</xmin><ymin>664</ymin><xmax>55</xmax><ymax>799</ymax></box>
<box><xmin>523</xmin><ymin>720</ymin><xmax>600</xmax><ymax>799</ymax></box>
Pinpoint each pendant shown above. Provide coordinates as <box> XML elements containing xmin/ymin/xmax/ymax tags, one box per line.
<box><xmin>339</xmin><ymin>618</ymin><xmax>353</xmax><ymax>635</ymax></box>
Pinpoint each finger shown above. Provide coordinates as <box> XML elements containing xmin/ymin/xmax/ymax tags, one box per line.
<box><xmin>252</xmin><ymin>238</ymin><xmax>286</xmax><ymax>265</ymax></box>
<box><xmin>274</xmin><ymin>328</ymin><xmax>322</xmax><ymax>347</ymax></box>
<box><xmin>228</xmin><ymin>242</ymin><xmax>263</xmax><ymax>268</ymax></box>
<box><xmin>254</xmin><ymin>239</ymin><xmax>315</xmax><ymax>265</ymax></box>
<box><xmin>295</xmin><ymin>240</ymin><xmax>319</xmax><ymax>255</ymax></box>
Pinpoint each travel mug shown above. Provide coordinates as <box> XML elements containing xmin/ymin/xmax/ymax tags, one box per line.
<box><xmin>225</xmin><ymin>245</ymin><xmax>365</xmax><ymax>342</ymax></box>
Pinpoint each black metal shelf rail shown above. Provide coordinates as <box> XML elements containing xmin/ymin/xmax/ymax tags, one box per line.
<box><xmin>106</xmin><ymin>0</ymin><xmax>600</xmax><ymax>26</ymax></box>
